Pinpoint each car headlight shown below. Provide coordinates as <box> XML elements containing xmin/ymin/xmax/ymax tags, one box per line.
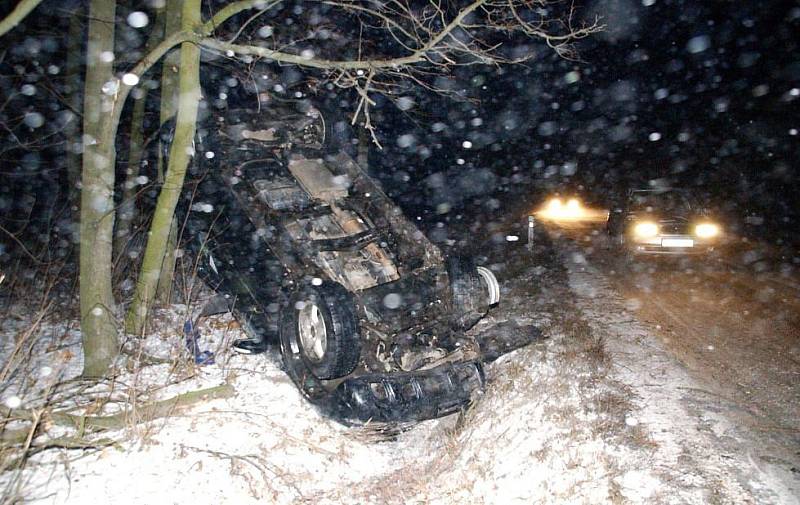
<box><xmin>540</xmin><ymin>197</ymin><xmax>585</xmax><ymax>220</ymax></box>
<box><xmin>695</xmin><ymin>223</ymin><xmax>720</xmax><ymax>238</ymax></box>
<box><xmin>633</xmin><ymin>221</ymin><xmax>659</xmax><ymax>238</ymax></box>
<box><xmin>547</xmin><ymin>198</ymin><xmax>562</xmax><ymax>211</ymax></box>
<box><xmin>566</xmin><ymin>198</ymin><xmax>580</xmax><ymax>211</ymax></box>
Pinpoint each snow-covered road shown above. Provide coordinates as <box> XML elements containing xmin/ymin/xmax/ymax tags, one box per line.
<box><xmin>561</xmin><ymin>236</ymin><xmax>799</xmax><ymax>504</ymax></box>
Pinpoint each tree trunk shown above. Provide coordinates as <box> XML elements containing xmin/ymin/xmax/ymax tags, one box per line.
<box><xmin>80</xmin><ymin>0</ymin><xmax>119</xmax><ymax>377</ymax></box>
<box><xmin>113</xmin><ymin>91</ymin><xmax>147</xmax><ymax>259</ymax></box>
<box><xmin>114</xmin><ymin>6</ymin><xmax>166</xmax><ymax>260</ymax></box>
<box><xmin>158</xmin><ymin>0</ymin><xmax>182</xmax><ymax>183</ymax></box>
<box><xmin>154</xmin><ymin>0</ymin><xmax>183</xmax><ymax>304</ymax></box>
<box><xmin>125</xmin><ymin>0</ymin><xmax>201</xmax><ymax>335</ymax></box>
<box><xmin>155</xmin><ymin>216</ymin><xmax>178</xmax><ymax>303</ymax></box>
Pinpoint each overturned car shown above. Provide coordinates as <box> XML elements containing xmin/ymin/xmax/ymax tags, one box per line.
<box><xmin>180</xmin><ymin>105</ymin><xmax>500</xmax><ymax>423</ymax></box>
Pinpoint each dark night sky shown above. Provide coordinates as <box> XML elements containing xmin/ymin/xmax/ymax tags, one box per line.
<box><xmin>1</xmin><ymin>0</ymin><xmax>798</xmax><ymax>254</ymax></box>
<box><xmin>360</xmin><ymin>0</ymin><xmax>799</xmax><ymax>240</ymax></box>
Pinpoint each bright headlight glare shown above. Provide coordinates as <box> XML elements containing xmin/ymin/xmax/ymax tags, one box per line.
<box><xmin>566</xmin><ymin>198</ymin><xmax>580</xmax><ymax>211</ymax></box>
<box><xmin>633</xmin><ymin>222</ymin><xmax>659</xmax><ymax>238</ymax></box>
<box><xmin>548</xmin><ymin>198</ymin><xmax>562</xmax><ymax>211</ymax></box>
<box><xmin>695</xmin><ymin>223</ymin><xmax>719</xmax><ymax>238</ymax></box>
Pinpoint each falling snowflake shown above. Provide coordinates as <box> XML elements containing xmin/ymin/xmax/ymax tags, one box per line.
<box><xmin>127</xmin><ymin>11</ymin><xmax>149</xmax><ymax>28</ymax></box>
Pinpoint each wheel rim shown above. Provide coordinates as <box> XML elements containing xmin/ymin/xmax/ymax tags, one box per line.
<box><xmin>476</xmin><ymin>266</ymin><xmax>500</xmax><ymax>305</ymax></box>
<box><xmin>298</xmin><ymin>302</ymin><xmax>327</xmax><ymax>362</ymax></box>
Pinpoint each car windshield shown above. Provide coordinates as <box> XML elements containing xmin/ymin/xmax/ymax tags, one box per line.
<box><xmin>629</xmin><ymin>190</ymin><xmax>693</xmax><ymax>215</ymax></box>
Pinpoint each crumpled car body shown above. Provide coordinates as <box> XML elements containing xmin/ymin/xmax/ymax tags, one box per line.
<box><xmin>180</xmin><ymin>106</ymin><xmax>500</xmax><ymax>423</ymax></box>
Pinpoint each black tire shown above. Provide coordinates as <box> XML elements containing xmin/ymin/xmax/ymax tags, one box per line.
<box><xmin>447</xmin><ymin>256</ymin><xmax>490</xmax><ymax>331</ymax></box>
<box><xmin>279</xmin><ymin>282</ymin><xmax>361</xmax><ymax>380</ymax></box>
<box><xmin>604</xmin><ymin>224</ymin><xmax>618</xmax><ymax>250</ymax></box>
<box><xmin>610</xmin><ymin>234</ymin><xmax>640</xmax><ymax>271</ymax></box>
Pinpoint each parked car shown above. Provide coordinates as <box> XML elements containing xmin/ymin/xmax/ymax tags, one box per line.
<box><xmin>607</xmin><ymin>188</ymin><xmax>722</xmax><ymax>256</ymax></box>
<box><xmin>178</xmin><ymin>105</ymin><xmax>500</xmax><ymax>424</ymax></box>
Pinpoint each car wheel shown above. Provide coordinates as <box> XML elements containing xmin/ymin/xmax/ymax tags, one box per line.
<box><xmin>447</xmin><ymin>256</ymin><xmax>499</xmax><ymax>331</ymax></box>
<box><xmin>606</xmin><ymin>233</ymin><xmax>630</xmax><ymax>269</ymax></box>
<box><xmin>279</xmin><ymin>282</ymin><xmax>361</xmax><ymax>380</ymax></box>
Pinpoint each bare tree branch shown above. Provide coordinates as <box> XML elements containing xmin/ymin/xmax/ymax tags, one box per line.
<box><xmin>191</xmin><ymin>0</ymin><xmax>600</xmax><ymax>146</ymax></box>
<box><xmin>202</xmin><ymin>0</ymin><xmax>275</xmax><ymax>36</ymax></box>
<box><xmin>0</xmin><ymin>0</ymin><xmax>44</xmax><ymax>38</ymax></box>
<box><xmin>198</xmin><ymin>0</ymin><xmax>599</xmax><ymax>72</ymax></box>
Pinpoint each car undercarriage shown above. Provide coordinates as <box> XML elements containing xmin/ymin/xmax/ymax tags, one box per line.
<box><xmin>177</xmin><ymin>107</ymin><xmax>505</xmax><ymax>423</ymax></box>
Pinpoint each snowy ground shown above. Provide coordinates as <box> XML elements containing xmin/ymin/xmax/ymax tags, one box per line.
<box><xmin>560</xmin><ymin>237</ymin><xmax>799</xmax><ymax>504</ymax></box>
<box><xmin>1</xmin><ymin>224</ymin><xmax>798</xmax><ymax>504</ymax></box>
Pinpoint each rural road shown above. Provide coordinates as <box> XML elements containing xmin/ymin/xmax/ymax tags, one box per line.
<box><xmin>546</xmin><ymin>216</ymin><xmax>800</xmax><ymax>500</ymax></box>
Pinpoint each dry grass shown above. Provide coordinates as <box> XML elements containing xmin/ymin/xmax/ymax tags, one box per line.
<box><xmin>0</xmin><ymin>264</ymin><xmax>78</xmax><ymax>503</ymax></box>
<box><xmin>555</xmin><ymin>309</ymin><xmax>656</xmax><ymax>453</ymax></box>
<box><xmin>0</xmin><ymin>298</ymin><xmax>236</xmax><ymax>504</ymax></box>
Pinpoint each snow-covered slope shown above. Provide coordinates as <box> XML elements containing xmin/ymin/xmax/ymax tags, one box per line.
<box><xmin>1</xmin><ymin>230</ymin><xmax>797</xmax><ymax>504</ymax></box>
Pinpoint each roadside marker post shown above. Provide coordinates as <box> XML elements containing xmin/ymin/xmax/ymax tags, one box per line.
<box><xmin>527</xmin><ymin>215</ymin><xmax>535</xmax><ymax>252</ymax></box>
